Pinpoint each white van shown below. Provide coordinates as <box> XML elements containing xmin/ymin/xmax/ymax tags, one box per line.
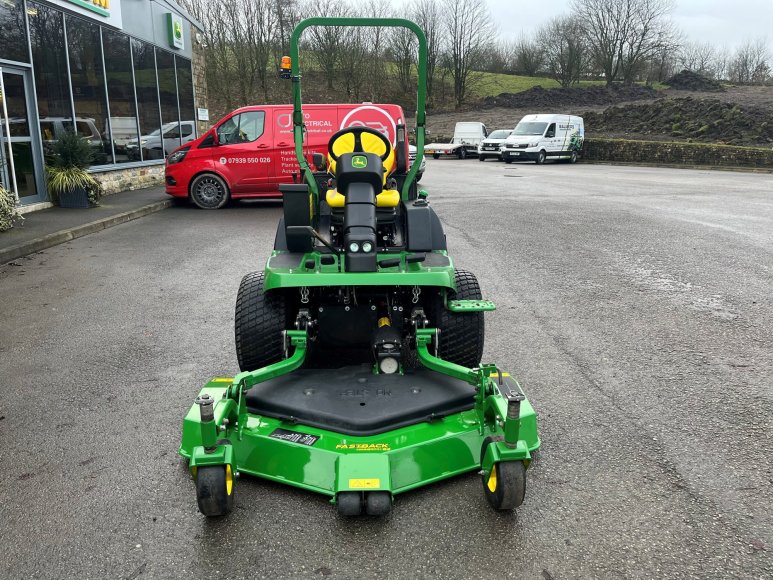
<box><xmin>501</xmin><ymin>114</ymin><xmax>584</xmax><ymax>164</ymax></box>
<box><xmin>425</xmin><ymin>121</ymin><xmax>487</xmax><ymax>159</ymax></box>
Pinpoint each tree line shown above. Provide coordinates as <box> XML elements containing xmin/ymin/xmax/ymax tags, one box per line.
<box><xmin>179</xmin><ymin>0</ymin><xmax>772</xmax><ymax>117</ymax></box>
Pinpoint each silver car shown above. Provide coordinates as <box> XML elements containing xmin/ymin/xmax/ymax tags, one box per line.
<box><xmin>408</xmin><ymin>144</ymin><xmax>426</xmax><ymax>181</ymax></box>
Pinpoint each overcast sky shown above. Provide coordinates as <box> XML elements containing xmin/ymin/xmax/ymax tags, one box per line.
<box><xmin>488</xmin><ymin>0</ymin><xmax>771</xmax><ymax>49</ymax></box>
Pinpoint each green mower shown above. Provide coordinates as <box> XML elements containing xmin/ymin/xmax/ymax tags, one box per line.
<box><xmin>179</xmin><ymin>17</ymin><xmax>540</xmax><ymax>517</ymax></box>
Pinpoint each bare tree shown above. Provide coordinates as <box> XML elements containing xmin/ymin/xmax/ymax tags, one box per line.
<box><xmin>443</xmin><ymin>0</ymin><xmax>493</xmax><ymax>108</ymax></box>
<box><xmin>513</xmin><ymin>33</ymin><xmax>544</xmax><ymax>76</ymax></box>
<box><xmin>712</xmin><ymin>45</ymin><xmax>731</xmax><ymax>81</ymax></box>
<box><xmin>729</xmin><ymin>37</ymin><xmax>771</xmax><ymax>85</ymax></box>
<box><xmin>306</xmin><ymin>0</ymin><xmax>352</xmax><ymax>90</ymax></box>
<box><xmin>572</xmin><ymin>0</ymin><xmax>679</xmax><ymax>85</ymax></box>
<box><xmin>537</xmin><ymin>16</ymin><xmax>587</xmax><ymax>87</ymax></box>
<box><xmin>679</xmin><ymin>40</ymin><xmax>716</xmax><ymax>77</ymax></box>
<box><xmin>411</xmin><ymin>0</ymin><xmax>443</xmax><ymax>106</ymax></box>
<box><xmin>389</xmin><ymin>25</ymin><xmax>417</xmax><ymax>95</ymax></box>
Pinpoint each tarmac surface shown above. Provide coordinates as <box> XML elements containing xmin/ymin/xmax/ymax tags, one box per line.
<box><xmin>0</xmin><ymin>160</ymin><xmax>771</xmax><ymax>578</ymax></box>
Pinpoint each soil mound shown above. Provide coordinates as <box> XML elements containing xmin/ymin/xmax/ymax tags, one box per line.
<box><xmin>584</xmin><ymin>97</ymin><xmax>773</xmax><ymax>147</ymax></box>
<box><xmin>482</xmin><ymin>84</ymin><xmax>659</xmax><ymax>109</ymax></box>
<box><xmin>665</xmin><ymin>70</ymin><xmax>724</xmax><ymax>92</ymax></box>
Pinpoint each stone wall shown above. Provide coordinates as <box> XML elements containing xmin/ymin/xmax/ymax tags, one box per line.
<box><xmin>583</xmin><ymin>138</ymin><xmax>773</xmax><ymax>169</ymax></box>
<box><xmin>191</xmin><ymin>26</ymin><xmax>210</xmax><ymax>136</ymax></box>
<box><xmin>92</xmin><ymin>165</ymin><xmax>165</xmax><ymax>195</ymax></box>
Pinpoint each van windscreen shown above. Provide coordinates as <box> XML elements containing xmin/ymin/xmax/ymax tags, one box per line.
<box><xmin>513</xmin><ymin>122</ymin><xmax>548</xmax><ymax>136</ymax></box>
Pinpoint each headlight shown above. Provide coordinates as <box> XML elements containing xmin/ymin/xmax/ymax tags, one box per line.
<box><xmin>348</xmin><ymin>241</ymin><xmax>360</xmax><ymax>253</ymax></box>
<box><xmin>361</xmin><ymin>241</ymin><xmax>373</xmax><ymax>253</ymax></box>
<box><xmin>166</xmin><ymin>147</ymin><xmax>189</xmax><ymax>165</ymax></box>
<box><xmin>379</xmin><ymin>356</ymin><xmax>399</xmax><ymax>374</ymax></box>
<box><xmin>530</xmin><ymin>142</ymin><xmax>539</xmax><ymax>147</ymax></box>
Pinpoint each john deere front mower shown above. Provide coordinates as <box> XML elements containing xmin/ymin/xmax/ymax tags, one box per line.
<box><xmin>179</xmin><ymin>17</ymin><xmax>540</xmax><ymax>517</ymax></box>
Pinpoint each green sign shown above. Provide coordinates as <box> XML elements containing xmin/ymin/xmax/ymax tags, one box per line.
<box><xmin>167</xmin><ymin>13</ymin><xmax>184</xmax><ymax>50</ymax></box>
<box><xmin>352</xmin><ymin>155</ymin><xmax>368</xmax><ymax>168</ymax></box>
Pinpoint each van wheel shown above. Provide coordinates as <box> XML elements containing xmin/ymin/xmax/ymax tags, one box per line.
<box><xmin>433</xmin><ymin>153</ymin><xmax>440</xmax><ymax>159</ymax></box>
<box><xmin>458</xmin><ymin>148</ymin><xmax>467</xmax><ymax>160</ymax></box>
<box><xmin>535</xmin><ymin>150</ymin><xmax>546</xmax><ymax>165</ymax></box>
<box><xmin>190</xmin><ymin>173</ymin><xmax>230</xmax><ymax>209</ymax></box>
<box><xmin>569</xmin><ymin>150</ymin><xmax>578</xmax><ymax>164</ymax></box>
<box><xmin>505</xmin><ymin>159</ymin><xmax>513</xmax><ymax>164</ymax></box>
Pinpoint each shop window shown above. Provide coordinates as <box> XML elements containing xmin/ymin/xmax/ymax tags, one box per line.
<box><xmin>175</xmin><ymin>57</ymin><xmax>195</xmax><ymax>139</ymax></box>
<box><xmin>0</xmin><ymin>0</ymin><xmax>28</xmax><ymax>63</ymax></box>
<box><xmin>28</xmin><ymin>2</ymin><xmax>72</xmax><ymax>155</ymax></box>
<box><xmin>156</xmin><ymin>49</ymin><xmax>180</xmax><ymax>156</ymax></box>
<box><xmin>67</xmin><ymin>16</ymin><xmax>112</xmax><ymax>166</ymax></box>
<box><xmin>103</xmin><ymin>30</ymin><xmax>139</xmax><ymax>164</ymax></box>
<box><xmin>131</xmin><ymin>40</ymin><xmax>162</xmax><ymax>161</ymax></box>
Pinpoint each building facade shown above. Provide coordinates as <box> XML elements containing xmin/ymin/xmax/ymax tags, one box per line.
<box><xmin>0</xmin><ymin>0</ymin><xmax>207</xmax><ymax>206</ymax></box>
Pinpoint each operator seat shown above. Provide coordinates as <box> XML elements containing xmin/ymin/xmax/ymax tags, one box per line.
<box><xmin>326</xmin><ymin>129</ymin><xmax>400</xmax><ymax>209</ymax></box>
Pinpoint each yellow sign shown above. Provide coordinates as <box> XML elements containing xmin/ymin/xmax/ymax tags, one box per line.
<box><xmin>349</xmin><ymin>478</ymin><xmax>380</xmax><ymax>489</ymax></box>
<box><xmin>336</xmin><ymin>443</ymin><xmax>391</xmax><ymax>451</ymax></box>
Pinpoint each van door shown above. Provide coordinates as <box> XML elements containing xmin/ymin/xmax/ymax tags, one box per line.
<box><xmin>215</xmin><ymin>110</ymin><xmax>273</xmax><ymax>193</ymax></box>
<box><xmin>543</xmin><ymin>122</ymin><xmax>559</xmax><ymax>156</ymax></box>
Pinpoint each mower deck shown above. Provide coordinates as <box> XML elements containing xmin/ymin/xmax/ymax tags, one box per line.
<box><xmin>180</xmin><ymin>369</ymin><xmax>539</xmax><ymax>499</ymax></box>
<box><xmin>244</xmin><ymin>365</ymin><xmax>476</xmax><ymax>436</ymax></box>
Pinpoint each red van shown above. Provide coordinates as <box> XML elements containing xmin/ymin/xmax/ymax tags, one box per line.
<box><xmin>164</xmin><ymin>103</ymin><xmax>408</xmax><ymax>209</ymax></box>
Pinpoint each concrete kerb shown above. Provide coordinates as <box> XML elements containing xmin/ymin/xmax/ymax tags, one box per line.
<box><xmin>1</xmin><ymin>200</ymin><xmax>172</xmax><ymax>265</ymax></box>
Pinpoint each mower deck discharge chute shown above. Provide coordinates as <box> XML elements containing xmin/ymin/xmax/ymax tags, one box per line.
<box><xmin>179</xmin><ymin>17</ymin><xmax>540</xmax><ymax>517</ymax></box>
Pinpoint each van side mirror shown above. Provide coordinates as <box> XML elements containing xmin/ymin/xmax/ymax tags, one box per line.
<box><xmin>312</xmin><ymin>152</ymin><xmax>327</xmax><ymax>171</ymax></box>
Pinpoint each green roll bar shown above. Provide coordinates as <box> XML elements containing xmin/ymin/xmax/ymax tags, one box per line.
<box><xmin>288</xmin><ymin>18</ymin><xmax>428</xmax><ymax>204</ymax></box>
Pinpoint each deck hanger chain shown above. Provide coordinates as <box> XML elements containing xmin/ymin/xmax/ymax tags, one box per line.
<box><xmin>412</xmin><ymin>285</ymin><xmax>421</xmax><ymax>304</ymax></box>
<box><xmin>300</xmin><ymin>286</ymin><xmax>309</xmax><ymax>304</ymax></box>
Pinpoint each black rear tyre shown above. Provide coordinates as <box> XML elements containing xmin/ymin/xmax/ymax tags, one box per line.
<box><xmin>428</xmin><ymin>269</ymin><xmax>484</xmax><ymax>368</ymax></box>
<box><xmin>235</xmin><ymin>271</ymin><xmax>289</xmax><ymax>372</ymax></box>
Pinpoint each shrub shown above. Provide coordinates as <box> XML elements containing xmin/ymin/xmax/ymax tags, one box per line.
<box><xmin>0</xmin><ymin>185</ymin><xmax>24</xmax><ymax>232</ymax></box>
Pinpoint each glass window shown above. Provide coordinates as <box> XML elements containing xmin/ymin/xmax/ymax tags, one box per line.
<box><xmin>103</xmin><ymin>30</ymin><xmax>138</xmax><ymax>164</ymax></box>
<box><xmin>67</xmin><ymin>16</ymin><xmax>111</xmax><ymax>166</ymax></box>
<box><xmin>0</xmin><ymin>0</ymin><xmax>28</xmax><ymax>63</ymax></box>
<box><xmin>217</xmin><ymin>112</ymin><xmax>265</xmax><ymax>145</ymax></box>
<box><xmin>131</xmin><ymin>39</ymin><xmax>162</xmax><ymax>161</ymax></box>
<box><xmin>175</xmin><ymin>56</ymin><xmax>195</xmax><ymax>142</ymax></box>
<box><xmin>155</xmin><ymin>49</ymin><xmax>179</xmax><ymax>155</ymax></box>
<box><xmin>29</xmin><ymin>2</ymin><xmax>73</xmax><ymax>156</ymax></box>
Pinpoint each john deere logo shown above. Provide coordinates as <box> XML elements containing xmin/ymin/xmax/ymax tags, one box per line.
<box><xmin>352</xmin><ymin>155</ymin><xmax>368</xmax><ymax>168</ymax></box>
<box><xmin>167</xmin><ymin>13</ymin><xmax>184</xmax><ymax>49</ymax></box>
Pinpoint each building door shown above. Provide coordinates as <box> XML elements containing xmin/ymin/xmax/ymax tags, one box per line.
<box><xmin>0</xmin><ymin>67</ymin><xmax>45</xmax><ymax>204</ymax></box>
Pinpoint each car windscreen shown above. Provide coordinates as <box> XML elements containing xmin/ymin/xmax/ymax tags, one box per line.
<box><xmin>513</xmin><ymin>122</ymin><xmax>548</xmax><ymax>136</ymax></box>
<box><xmin>488</xmin><ymin>130</ymin><xmax>511</xmax><ymax>139</ymax></box>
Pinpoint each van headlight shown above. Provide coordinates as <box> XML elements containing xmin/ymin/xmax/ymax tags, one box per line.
<box><xmin>167</xmin><ymin>147</ymin><xmax>190</xmax><ymax>165</ymax></box>
<box><xmin>529</xmin><ymin>142</ymin><xmax>539</xmax><ymax>148</ymax></box>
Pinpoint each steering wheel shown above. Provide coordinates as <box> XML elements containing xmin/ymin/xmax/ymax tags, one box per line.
<box><xmin>327</xmin><ymin>126</ymin><xmax>392</xmax><ymax>162</ymax></box>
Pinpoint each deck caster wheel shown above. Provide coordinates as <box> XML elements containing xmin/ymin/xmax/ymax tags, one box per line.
<box><xmin>195</xmin><ymin>465</ymin><xmax>234</xmax><ymax>517</ymax></box>
<box><xmin>365</xmin><ymin>491</ymin><xmax>392</xmax><ymax>516</ymax></box>
<box><xmin>481</xmin><ymin>437</ymin><xmax>526</xmax><ymax>511</ymax></box>
<box><xmin>336</xmin><ymin>492</ymin><xmax>363</xmax><ymax>516</ymax></box>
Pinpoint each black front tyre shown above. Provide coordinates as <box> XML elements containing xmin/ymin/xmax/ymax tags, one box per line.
<box><xmin>458</xmin><ymin>148</ymin><xmax>467</xmax><ymax>160</ymax></box>
<box><xmin>433</xmin><ymin>153</ymin><xmax>440</xmax><ymax>159</ymax></box>
<box><xmin>235</xmin><ymin>271</ymin><xmax>289</xmax><ymax>372</ymax></box>
<box><xmin>505</xmin><ymin>158</ymin><xmax>513</xmax><ymax>164</ymax></box>
<box><xmin>196</xmin><ymin>465</ymin><xmax>235</xmax><ymax>517</ymax></box>
<box><xmin>428</xmin><ymin>269</ymin><xmax>484</xmax><ymax>368</ymax></box>
<box><xmin>190</xmin><ymin>173</ymin><xmax>230</xmax><ymax>209</ymax></box>
<box><xmin>479</xmin><ymin>155</ymin><xmax>485</xmax><ymax>162</ymax></box>
<box><xmin>535</xmin><ymin>150</ymin><xmax>546</xmax><ymax>165</ymax></box>
<box><xmin>481</xmin><ymin>437</ymin><xmax>526</xmax><ymax>511</ymax></box>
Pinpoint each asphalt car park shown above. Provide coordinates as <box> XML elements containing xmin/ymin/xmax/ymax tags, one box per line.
<box><xmin>0</xmin><ymin>160</ymin><xmax>771</xmax><ymax>578</ymax></box>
